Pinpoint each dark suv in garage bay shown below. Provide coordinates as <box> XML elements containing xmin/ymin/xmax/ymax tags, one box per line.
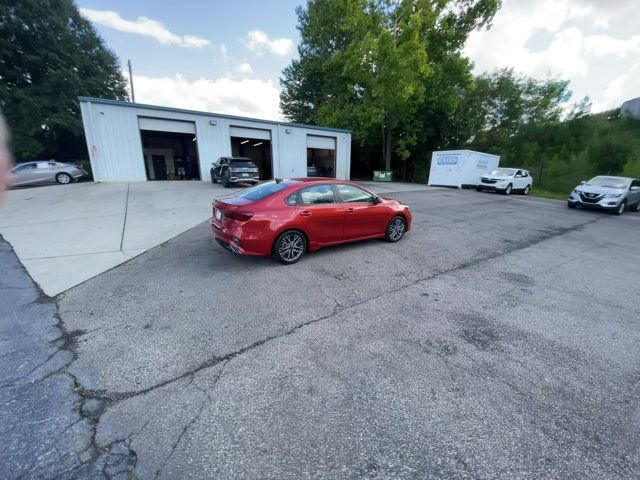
<box><xmin>211</xmin><ymin>157</ymin><xmax>260</xmax><ymax>188</ymax></box>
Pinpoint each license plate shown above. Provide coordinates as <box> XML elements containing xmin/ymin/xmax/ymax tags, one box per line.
<box><xmin>242</xmin><ymin>173</ymin><xmax>249</xmax><ymax>177</ymax></box>
<box><xmin>215</xmin><ymin>209</ymin><xmax>222</xmax><ymax>221</ymax></box>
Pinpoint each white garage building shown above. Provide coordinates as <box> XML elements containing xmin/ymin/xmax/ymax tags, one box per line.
<box><xmin>78</xmin><ymin>97</ymin><xmax>351</xmax><ymax>182</ymax></box>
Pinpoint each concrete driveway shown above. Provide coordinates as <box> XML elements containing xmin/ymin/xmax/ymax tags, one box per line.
<box><xmin>2</xmin><ymin>186</ymin><xmax>638</xmax><ymax>479</ymax></box>
<box><xmin>0</xmin><ymin>181</ymin><xmax>239</xmax><ymax>296</ymax></box>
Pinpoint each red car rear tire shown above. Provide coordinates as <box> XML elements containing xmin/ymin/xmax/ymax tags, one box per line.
<box><xmin>272</xmin><ymin>230</ymin><xmax>307</xmax><ymax>264</ymax></box>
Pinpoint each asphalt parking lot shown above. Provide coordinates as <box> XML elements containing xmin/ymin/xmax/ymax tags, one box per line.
<box><xmin>2</xmin><ymin>187</ymin><xmax>639</xmax><ymax>479</ymax></box>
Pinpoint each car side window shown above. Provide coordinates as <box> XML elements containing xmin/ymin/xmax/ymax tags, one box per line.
<box><xmin>515</xmin><ymin>170</ymin><xmax>522</xmax><ymax>177</ymax></box>
<box><xmin>299</xmin><ymin>184</ymin><xmax>335</xmax><ymax>205</ymax></box>
<box><xmin>337</xmin><ymin>184</ymin><xmax>373</xmax><ymax>203</ymax></box>
<box><xmin>285</xmin><ymin>191</ymin><xmax>299</xmax><ymax>206</ymax></box>
<box><xmin>14</xmin><ymin>163</ymin><xmax>36</xmax><ymax>172</ymax></box>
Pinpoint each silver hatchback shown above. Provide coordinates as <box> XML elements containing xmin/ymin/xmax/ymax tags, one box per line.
<box><xmin>8</xmin><ymin>160</ymin><xmax>87</xmax><ymax>188</ymax></box>
<box><xmin>568</xmin><ymin>176</ymin><xmax>640</xmax><ymax>215</ymax></box>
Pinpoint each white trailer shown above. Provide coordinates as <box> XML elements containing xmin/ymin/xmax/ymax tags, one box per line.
<box><xmin>427</xmin><ymin>150</ymin><xmax>500</xmax><ymax>188</ymax></box>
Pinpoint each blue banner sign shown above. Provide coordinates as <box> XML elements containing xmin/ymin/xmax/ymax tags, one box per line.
<box><xmin>437</xmin><ymin>155</ymin><xmax>459</xmax><ymax>165</ymax></box>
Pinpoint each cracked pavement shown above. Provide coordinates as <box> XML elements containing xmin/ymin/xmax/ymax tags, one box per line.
<box><xmin>2</xmin><ymin>188</ymin><xmax>640</xmax><ymax>479</ymax></box>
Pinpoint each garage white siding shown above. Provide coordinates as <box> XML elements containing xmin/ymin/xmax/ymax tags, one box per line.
<box><xmin>79</xmin><ymin>98</ymin><xmax>351</xmax><ymax>183</ymax></box>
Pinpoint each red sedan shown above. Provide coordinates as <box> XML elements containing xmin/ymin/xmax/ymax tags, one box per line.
<box><xmin>211</xmin><ymin>178</ymin><xmax>412</xmax><ymax>264</ymax></box>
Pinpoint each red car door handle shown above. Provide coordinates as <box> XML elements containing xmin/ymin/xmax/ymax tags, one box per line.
<box><xmin>300</xmin><ymin>211</ymin><xmax>311</xmax><ymax>217</ymax></box>
<box><xmin>346</xmin><ymin>208</ymin><xmax>356</xmax><ymax>213</ymax></box>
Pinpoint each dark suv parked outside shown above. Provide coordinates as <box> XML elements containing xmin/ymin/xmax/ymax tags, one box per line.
<box><xmin>211</xmin><ymin>157</ymin><xmax>259</xmax><ymax>188</ymax></box>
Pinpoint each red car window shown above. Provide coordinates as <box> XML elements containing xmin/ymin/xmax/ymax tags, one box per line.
<box><xmin>299</xmin><ymin>184</ymin><xmax>335</xmax><ymax>205</ymax></box>
<box><xmin>337</xmin><ymin>184</ymin><xmax>373</xmax><ymax>203</ymax></box>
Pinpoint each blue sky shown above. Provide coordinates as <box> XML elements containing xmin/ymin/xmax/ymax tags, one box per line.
<box><xmin>79</xmin><ymin>0</ymin><xmax>301</xmax><ymax>81</ymax></box>
<box><xmin>78</xmin><ymin>0</ymin><xmax>640</xmax><ymax>120</ymax></box>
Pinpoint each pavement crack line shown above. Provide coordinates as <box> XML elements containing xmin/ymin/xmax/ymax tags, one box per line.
<box><xmin>153</xmin><ymin>361</ymin><xmax>228</xmax><ymax>480</ymax></box>
<box><xmin>5</xmin><ymin>254</ymin><xmax>139</xmax><ymax>478</ymax></box>
<box><xmin>76</xmin><ymin>217</ymin><xmax>601</xmax><ymax>407</ymax></box>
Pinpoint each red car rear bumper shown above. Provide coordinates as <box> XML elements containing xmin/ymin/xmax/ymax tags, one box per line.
<box><xmin>210</xmin><ymin>219</ymin><xmax>268</xmax><ymax>256</ymax></box>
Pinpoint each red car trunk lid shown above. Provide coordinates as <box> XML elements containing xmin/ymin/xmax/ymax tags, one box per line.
<box><xmin>213</xmin><ymin>197</ymin><xmax>254</xmax><ymax>225</ymax></box>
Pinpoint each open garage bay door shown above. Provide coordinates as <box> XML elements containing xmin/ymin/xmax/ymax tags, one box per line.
<box><xmin>138</xmin><ymin>117</ymin><xmax>200</xmax><ymax>181</ymax></box>
<box><xmin>307</xmin><ymin>135</ymin><xmax>336</xmax><ymax>178</ymax></box>
<box><xmin>230</xmin><ymin>127</ymin><xmax>273</xmax><ymax>180</ymax></box>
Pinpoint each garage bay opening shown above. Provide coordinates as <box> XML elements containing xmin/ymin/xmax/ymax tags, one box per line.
<box><xmin>139</xmin><ymin>118</ymin><xmax>201</xmax><ymax>181</ymax></box>
<box><xmin>307</xmin><ymin>135</ymin><xmax>336</xmax><ymax>177</ymax></box>
<box><xmin>230</xmin><ymin>126</ymin><xmax>272</xmax><ymax>180</ymax></box>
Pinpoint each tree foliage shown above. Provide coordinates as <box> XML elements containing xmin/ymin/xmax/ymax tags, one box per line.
<box><xmin>281</xmin><ymin>0</ymin><xmax>501</xmax><ymax>174</ymax></box>
<box><xmin>457</xmin><ymin>69</ymin><xmax>640</xmax><ymax>194</ymax></box>
<box><xmin>0</xmin><ymin>0</ymin><xmax>128</xmax><ymax>162</ymax></box>
<box><xmin>282</xmin><ymin>4</ymin><xmax>640</xmax><ymax>194</ymax></box>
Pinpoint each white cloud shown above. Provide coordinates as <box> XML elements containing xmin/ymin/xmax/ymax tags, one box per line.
<box><xmin>463</xmin><ymin>0</ymin><xmax>640</xmax><ymax>111</ymax></box>
<box><xmin>243</xmin><ymin>30</ymin><xmax>294</xmax><ymax>56</ymax></box>
<box><xmin>235</xmin><ymin>63</ymin><xmax>253</xmax><ymax>74</ymax></box>
<box><xmin>574</xmin><ymin>0</ymin><xmax>640</xmax><ymax>29</ymax></box>
<box><xmin>464</xmin><ymin>1</ymin><xmax>590</xmax><ymax>78</ymax></box>
<box><xmin>132</xmin><ymin>74</ymin><xmax>282</xmax><ymax>120</ymax></box>
<box><xmin>592</xmin><ymin>63</ymin><xmax>640</xmax><ymax>112</ymax></box>
<box><xmin>80</xmin><ymin>8</ymin><xmax>211</xmax><ymax>48</ymax></box>
<box><xmin>584</xmin><ymin>35</ymin><xmax>640</xmax><ymax>58</ymax></box>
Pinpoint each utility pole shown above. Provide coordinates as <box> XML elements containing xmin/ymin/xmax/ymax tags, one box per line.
<box><xmin>127</xmin><ymin>59</ymin><xmax>135</xmax><ymax>103</ymax></box>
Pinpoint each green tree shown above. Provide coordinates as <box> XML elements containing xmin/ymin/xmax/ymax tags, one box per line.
<box><xmin>0</xmin><ymin>0</ymin><xmax>128</xmax><ymax>162</ymax></box>
<box><xmin>460</xmin><ymin>69</ymin><xmax>572</xmax><ymax>153</ymax></box>
<box><xmin>281</xmin><ymin>0</ymin><xmax>500</xmax><ymax>176</ymax></box>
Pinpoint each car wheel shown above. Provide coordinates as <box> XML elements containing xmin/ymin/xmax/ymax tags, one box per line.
<box><xmin>385</xmin><ymin>216</ymin><xmax>407</xmax><ymax>243</ymax></box>
<box><xmin>56</xmin><ymin>172</ymin><xmax>72</xmax><ymax>184</ymax></box>
<box><xmin>211</xmin><ymin>169</ymin><xmax>217</xmax><ymax>183</ymax></box>
<box><xmin>273</xmin><ymin>230</ymin><xmax>306</xmax><ymax>264</ymax></box>
<box><xmin>523</xmin><ymin>185</ymin><xmax>530</xmax><ymax>195</ymax></box>
<box><xmin>504</xmin><ymin>184</ymin><xmax>512</xmax><ymax>195</ymax></box>
<box><xmin>567</xmin><ymin>202</ymin><xmax>577</xmax><ymax>209</ymax></box>
<box><xmin>476</xmin><ymin>186</ymin><xmax>483</xmax><ymax>192</ymax></box>
<box><xmin>633</xmin><ymin>202</ymin><xmax>640</xmax><ymax>212</ymax></box>
<box><xmin>223</xmin><ymin>174</ymin><xmax>231</xmax><ymax>188</ymax></box>
<box><xmin>614</xmin><ymin>201</ymin><xmax>626</xmax><ymax>215</ymax></box>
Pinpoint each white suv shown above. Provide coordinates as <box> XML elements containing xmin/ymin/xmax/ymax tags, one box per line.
<box><xmin>477</xmin><ymin>168</ymin><xmax>533</xmax><ymax>195</ymax></box>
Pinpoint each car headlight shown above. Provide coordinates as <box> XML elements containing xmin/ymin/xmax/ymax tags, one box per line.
<box><xmin>572</xmin><ymin>189</ymin><xmax>580</xmax><ymax>195</ymax></box>
<box><xmin>603</xmin><ymin>193</ymin><xmax>622</xmax><ymax>198</ymax></box>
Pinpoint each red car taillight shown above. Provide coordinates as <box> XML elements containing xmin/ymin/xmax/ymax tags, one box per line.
<box><xmin>224</xmin><ymin>211</ymin><xmax>254</xmax><ymax>222</ymax></box>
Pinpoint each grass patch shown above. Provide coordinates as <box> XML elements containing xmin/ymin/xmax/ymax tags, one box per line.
<box><xmin>530</xmin><ymin>188</ymin><xmax>568</xmax><ymax>200</ymax></box>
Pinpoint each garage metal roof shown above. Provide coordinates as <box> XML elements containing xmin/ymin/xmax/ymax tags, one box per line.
<box><xmin>77</xmin><ymin>97</ymin><xmax>352</xmax><ymax>134</ymax></box>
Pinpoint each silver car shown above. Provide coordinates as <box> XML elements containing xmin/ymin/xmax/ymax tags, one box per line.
<box><xmin>8</xmin><ymin>160</ymin><xmax>87</xmax><ymax>187</ymax></box>
<box><xmin>568</xmin><ymin>176</ymin><xmax>640</xmax><ymax>215</ymax></box>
